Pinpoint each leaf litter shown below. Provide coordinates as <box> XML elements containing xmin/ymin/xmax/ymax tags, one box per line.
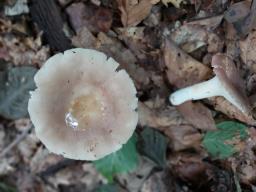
<box><xmin>1</xmin><ymin>0</ymin><xmax>256</xmax><ymax>191</ymax></box>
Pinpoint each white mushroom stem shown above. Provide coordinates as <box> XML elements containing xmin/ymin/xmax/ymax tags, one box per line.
<box><xmin>170</xmin><ymin>76</ymin><xmax>243</xmax><ymax>113</ymax></box>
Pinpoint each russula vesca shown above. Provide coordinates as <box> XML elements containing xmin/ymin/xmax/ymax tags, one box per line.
<box><xmin>28</xmin><ymin>48</ymin><xmax>138</xmax><ymax>160</ymax></box>
<box><xmin>170</xmin><ymin>54</ymin><xmax>251</xmax><ymax>114</ymax></box>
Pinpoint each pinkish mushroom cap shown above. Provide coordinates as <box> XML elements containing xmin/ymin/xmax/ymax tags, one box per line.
<box><xmin>170</xmin><ymin>53</ymin><xmax>251</xmax><ymax>115</ymax></box>
<box><xmin>28</xmin><ymin>48</ymin><xmax>138</xmax><ymax>160</ymax></box>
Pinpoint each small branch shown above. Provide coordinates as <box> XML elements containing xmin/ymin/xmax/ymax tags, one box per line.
<box><xmin>0</xmin><ymin>125</ymin><xmax>32</xmax><ymax>158</ymax></box>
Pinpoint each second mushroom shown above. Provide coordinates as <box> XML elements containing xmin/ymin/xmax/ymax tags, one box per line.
<box><xmin>170</xmin><ymin>54</ymin><xmax>251</xmax><ymax>115</ymax></box>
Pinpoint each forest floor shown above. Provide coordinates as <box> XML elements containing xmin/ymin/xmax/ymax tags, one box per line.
<box><xmin>1</xmin><ymin>0</ymin><xmax>256</xmax><ymax>191</ymax></box>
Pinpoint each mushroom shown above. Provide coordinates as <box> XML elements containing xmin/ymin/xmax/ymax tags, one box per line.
<box><xmin>170</xmin><ymin>54</ymin><xmax>251</xmax><ymax>115</ymax></box>
<box><xmin>28</xmin><ymin>48</ymin><xmax>138</xmax><ymax>160</ymax></box>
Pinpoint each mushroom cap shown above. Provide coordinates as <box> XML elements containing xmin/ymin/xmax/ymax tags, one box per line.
<box><xmin>28</xmin><ymin>48</ymin><xmax>138</xmax><ymax>160</ymax></box>
<box><xmin>212</xmin><ymin>53</ymin><xmax>251</xmax><ymax>114</ymax></box>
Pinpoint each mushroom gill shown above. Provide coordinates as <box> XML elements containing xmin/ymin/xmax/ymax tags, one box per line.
<box><xmin>28</xmin><ymin>48</ymin><xmax>138</xmax><ymax>160</ymax></box>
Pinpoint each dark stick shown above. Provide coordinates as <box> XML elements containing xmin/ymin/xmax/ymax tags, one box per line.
<box><xmin>29</xmin><ymin>0</ymin><xmax>72</xmax><ymax>52</ymax></box>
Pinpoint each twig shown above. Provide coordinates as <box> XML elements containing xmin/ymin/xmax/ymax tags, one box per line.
<box><xmin>0</xmin><ymin>125</ymin><xmax>32</xmax><ymax>158</ymax></box>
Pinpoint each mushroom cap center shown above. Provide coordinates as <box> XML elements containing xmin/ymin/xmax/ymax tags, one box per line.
<box><xmin>65</xmin><ymin>91</ymin><xmax>107</xmax><ymax>131</ymax></box>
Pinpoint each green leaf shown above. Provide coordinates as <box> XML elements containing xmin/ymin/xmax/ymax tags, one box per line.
<box><xmin>96</xmin><ymin>184</ymin><xmax>118</xmax><ymax>192</ymax></box>
<box><xmin>138</xmin><ymin>127</ymin><xmax>168</xmax><ymax>167</ymax></box>
<box><xmin>0</xmin><ymin>66</ymin><xmax>37</xmax><ymax>119</ymax></box>
<box><xmin>0</xmin><ymin>182</ymin><xmax>16</xmax><ymax>192</ymax></box>
<box><xmin>203</xmin><ymin>121</ymin><xmax>248</xmax><ymax>159</ymax></box>
<box><xmin>93</xmin><ymin>134</ymin><xmax>139</xmax><ymax>182</ymax></box>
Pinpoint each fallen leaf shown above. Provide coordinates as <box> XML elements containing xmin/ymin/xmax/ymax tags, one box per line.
<box><xmin>240</xmin><ymin>31</ymin><xmax>256</xmax><ymax>73</ymax></box>
<box><xmin>0</xmin><ymin>28</ymin><xmax>50</xmax><ymax>66</ymax></box>
<box><xmin>168</xmin><ymin>153</ymin><xmax>209</xmax><ymax>186</ymax></box>
<box><xmin>164</xmin><ymin>125</ymin><xmax>202</xmax><ymax>151</ymax></box>
<box><xmin>117</xmin><ymin>0</ymin><xmax>153</xmax><ymax>27</ymax></box>
<box><xmin>71</xmin><ymin>27</ymin><xmax>97</xmax><ymax>49</ymax></box>
<box><xmin>66</xmin><ymin>3</ymin><xmax>112</xmax><ymax>33</ymax></box>
<box><xmin>170</xmin><ymin>24</ymin><xmax>208</xmax><ymax>53</ymax></box>
<box><xmin>141</xmin><ymin>170</ymin><xmax>174</xmax><ymax>192</ymax></box>
<box><xmin>203</xmin><ymin>121</ymin><xmax>248</xmax><ymax>159</ymax></box>
<box><xmin>187</xmin><ymin>15</ymin><xmax>223</xmax><ymax>30</ymax></box>
<box><xmin>17</xmin><ymin>130</ymin><xmax>39</xmax><ymax>163</ymax></box>
<box><xmin>177</xmin><ymin>101</ymin><xmax>216</xmax><ymax>130</ymax></box>
<box><xmin>0</xmin><ymin>66</ymin><xmax>37</xmax><ymax>119</ymax></box>
<box><xmin>138</xmin><ymin>102</ymin><xmax>185</xmax><ymax>129</ymax></box>
<box><xmin>170</xmin><ymin>23</ymin><xmax>223</xmax><ymax>53</ymax></box>
<box><xmin>94</xmin><ymin>135</ymin><xmax>138</xmax><ymax>182</ymax></box>
<box><xmin>164</xmin><ymin>39</ymin><xmax>211</xmax><ymax>88</ymax></box>
<box><xmin>138</xmin><ymin>127</ymin><xmax>168</xmax><ymax>167</ymax></box>
<box><xmin>224</xmin><ymin>1</ymin><xmax>251</xmax><ymax>23</ymax></box>
<box><xmin>117</xmin><ymin>157</ymin><xmax>155</xmax><ymax>192</ymax></box>
<box><xmin>208</xmin><ymin>97</ymin><xmax>256</xmax><ymax>125</ymax></box>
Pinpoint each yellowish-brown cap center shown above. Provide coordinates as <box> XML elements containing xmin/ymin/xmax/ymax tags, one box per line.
<box><xmin>65</xmin><ymin>92</ymin><xmax>106</xmax><ymax>131</ymax></box>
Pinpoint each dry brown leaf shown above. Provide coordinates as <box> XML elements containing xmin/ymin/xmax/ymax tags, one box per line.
<box><xmin>187</xmin><ymin>15</ymin><xmax>223</xmax><ymax>30</ymax></box>
<box><xmin>117</xmin><ymin>157</ymin><xmax>155</xmax><ymax>192</ymax></box>
<box><xmin>138</xmin><ymin>102</ymin><xmax>202</xmax><ymax>151</ymax></box>
<box><xmin>17</xmin><ymin>130</ymin><xmax>39</xmax><ymax>164</ymax></box>
<box><xmin>117</xmin><ymin>0</ymin><xmax>153</xmax><ymax>27</ymax></box>
<box><xmin>165</xmin><ymin>125</ymin><xmax>202</xmax><ymax>151</ymax></box>
<box><xmin>71</xmin><ymin>27</ymin><xmax>97</xmax><ymax>49</ymax></box>
<box><xmin>230</xmin><ymin>128</ymin><xmax>256</xmax><ymax>184</ymax></box>
<box><xmin>138</xmin><ymin>102</ymin><xmax>185</xmax><ymax>128</ymax></box>
<box><xmin>141</xmin><ymin>170</ymin><xmax>174</xmax><ymax>192</ymax></box>
<box><xmin>208</xmin><ymin>97</ymin><xmax>255</xmax><ymax>125</ymax></box>
<box><xmin>240</xmin><ymin>31</ymin><xmax>256</xmax><ymax>73</ymax></box>
<box><xmin>168</xmin><ymin>153</ymin><xmax>213</xmax><ymax>187</ymax></box>
<box><xmin>0</xmin><ymin>33</ymin><xmax>49</xmax><ymax>66</ymax></box>
<box><xmin>170</xmin><ymin>24</ymin><xmax>208</xmax><ymax>53</ymax></box>
<box><xmin>164</xmin><ymin>39</ymin><xmax>211</xmax><ymax>88</ymax></box>
<box><xmin>224</xmin><ymin>1</ymin><xmax>251</xmax><ymax>23</ymax></box>
<box><xmin>30</xmin><ymin>147</ymin><xmax>63</xmax><ymax>173</ymax></box>
<box><xmin>170</xmin><ymin>23</ymin><xmax>223</xmax><ymax>53</ymax></box>
<box><xmin>66</xmin><ymin>3</ymin><xmax>112</xmax><ymax>33</ymax></box>
<box><xmin>177</xmin><ymin>101</ymin><xmax>216</xmax><ymax>130</ymax></box>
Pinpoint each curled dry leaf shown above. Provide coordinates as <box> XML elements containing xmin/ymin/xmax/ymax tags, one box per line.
<box><xmin>230</xmin><ymin>128</ymin><xmax>256</xmax><ymax>184</ymax></box>
<box><xmin>117</xmin><ymin>0</ymin><xmax>153</xmax><ymax>27</ymax></box>
<box><xmin>168</xmin><ymin>153</ymin><xmax>209</xmax><ymax>186</ymax></box>
<box><xmin>165</xmin><ymin>125</ymin><xmax>202</xmax><ymax>151</ymax></box>
<box><xmin>170</xmin><ymin>23</ymin><xmax>223</xmax><ymax>53</ymax></box>
<box><xmin>72</xmin><ymin>27</ymin><xmax>97</xmax><ymax>49</ymax></box>
<box><xmin>138</xmin><ymin>102</ymin><xmax>202</xmax><ymax>151</ymax></box>
<box><xmin>117</xmin><ymin>157</ymin><xmax>155</xmax><ymax>192</ymax></box>
<box><xmin>0</xmin><ymin>33</ymin><xmax>49</xmax><ymax>66</ymax></box>
<box><xmin>66</xmin><ymin>3</ymin><xmax>112</xmax><ymax>33</ymax></box>
<box><xmin>224</xmin><ymin>1</ymin><xmax>251</xmax><ymax>23</ymax></box>
<box><xmin>30</xmin><ymin>147</ymin><xmax>64</xmax><ymax>173</ymax></box>
<box><xmin>164</xmin><ymin>39</ymin><xmax>211</xmax><ymax>88</ymax></box>
<box><xmin>187</xmin><ymin>15</ymin><xmax>223</xmax><ymax>30</ymax></box>
<box><xmin>170</xmin><ymin>24</ymin><xmax>208</xmax><ymax>53</ymax></box>
<box><xmin>141</xmin><ymin>170</ymin><xmax>174</xmax><ymax>192</ymax></box>
<box><xmin>138</xmin><ymin>102</ymin><xmax>185</xmax><ymax>129</ymax></box>
<box><xmin>177</xmin><ymin>101</ymin><xmax>216</xmax><ymax>130</ymax></box>
<box><xmin>240</xmin><ymin>31</ymin><xmax>256</xmax><ymax>73</ymax></box>
<box><xmin>208</xmin><ymin>97</ymin><xmax>255</xmax><ymax>125</ymax></box>
<box><xmin>17</xmin><ymin>130</ymin><xmax>39</xmax><ymax>164</ymax></box>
